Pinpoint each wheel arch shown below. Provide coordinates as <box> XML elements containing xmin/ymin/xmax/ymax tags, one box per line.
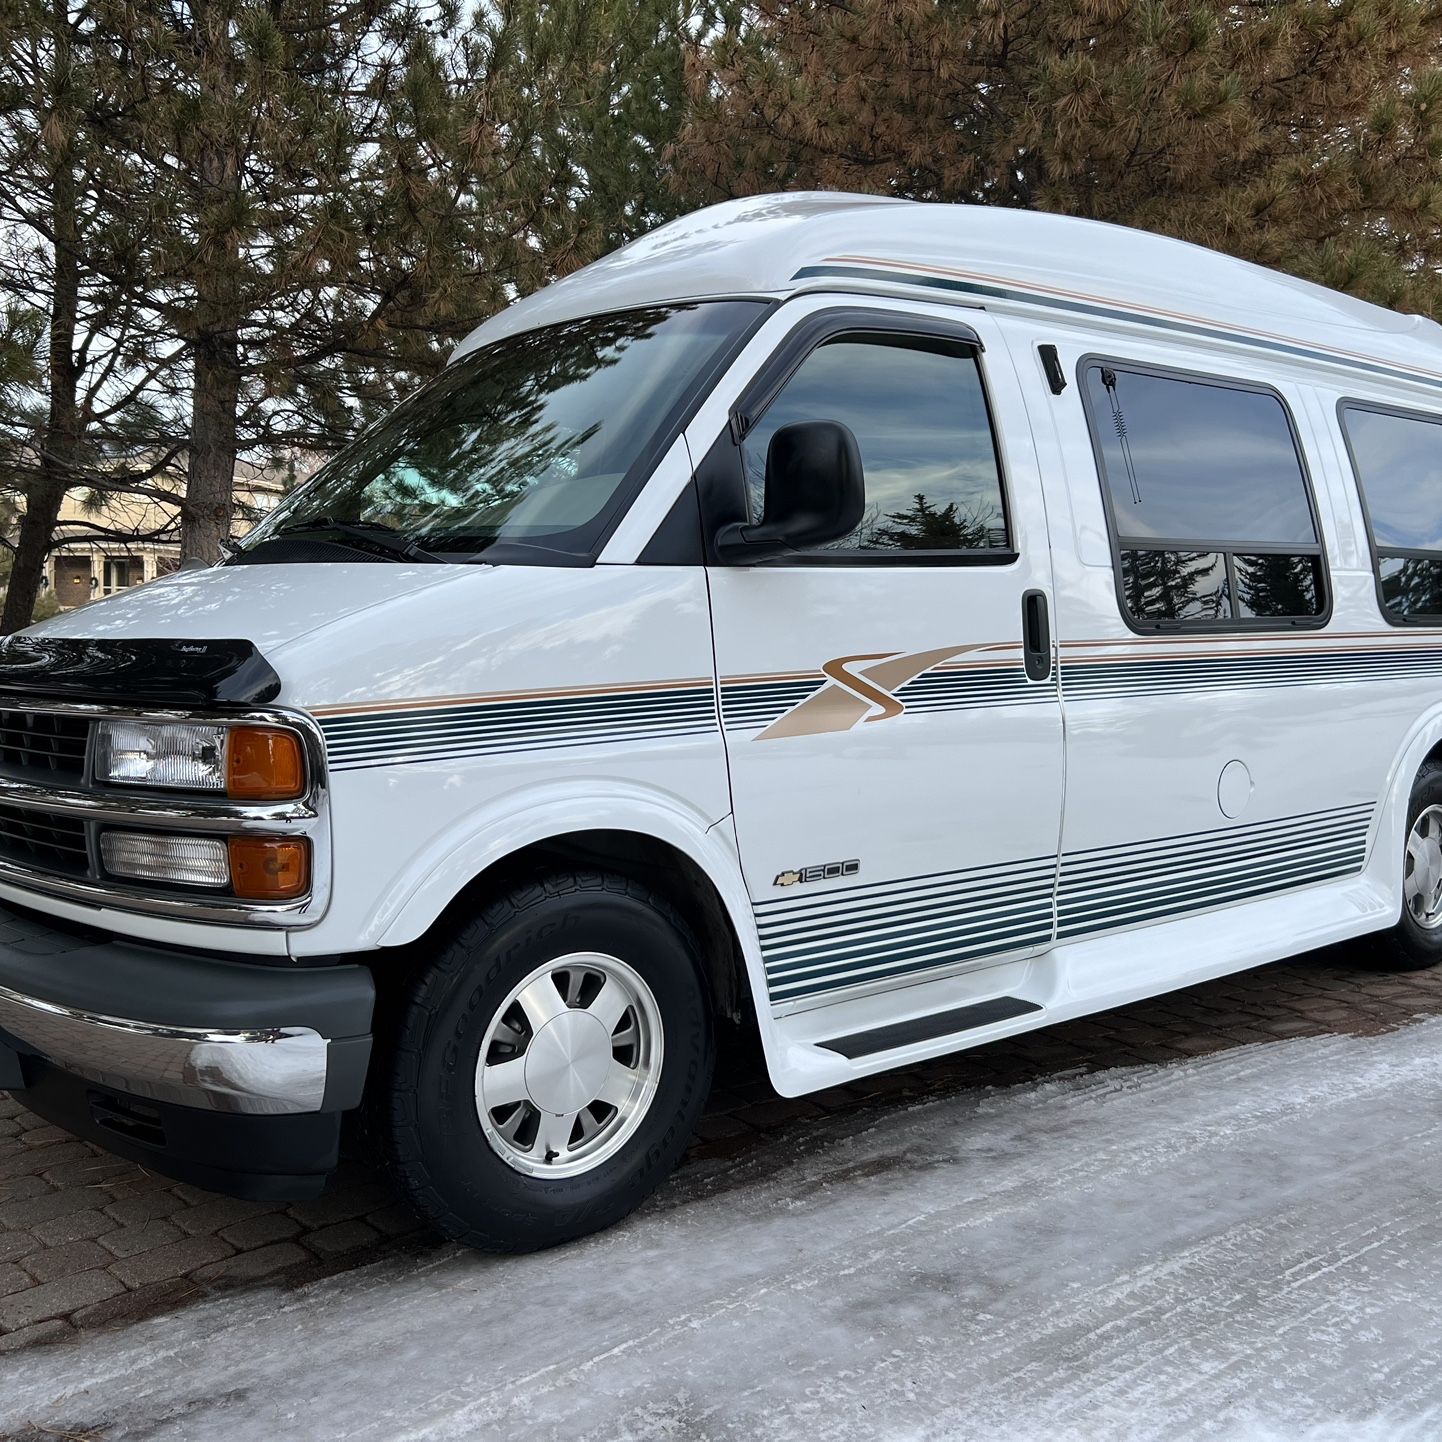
<box><xmin>372</xmin><ymin>796</ymin><xmax>763</xmax><ymax>1024</ymax></box>
<box><xmin>1366</xmin><ymin>700</ymin><xmax>1442</xmax><ymax>919</ymax></box>
<box><xmin>412</xmin><ymin>830</ymin><xmax>754</xmax><ymax>1020</ymax></box>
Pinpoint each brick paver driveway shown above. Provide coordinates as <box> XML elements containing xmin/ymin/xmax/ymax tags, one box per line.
<box><xmin>2</xmin><ymin>940</ymin><xmax>1438</xmax><ymax>1355</ymax></box>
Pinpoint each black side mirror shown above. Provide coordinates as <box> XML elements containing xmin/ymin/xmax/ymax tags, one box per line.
<box><xmin>714</xmin><ymin>420</ymin><xmax>865</xmax><ymax>563</ymax></box>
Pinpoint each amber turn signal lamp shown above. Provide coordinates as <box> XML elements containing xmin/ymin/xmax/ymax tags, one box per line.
<box><xmin>228</xmin><ymin>837</ymin><xmax>311</xmax><ymax>901</ymax></box>
<box><xmin>226</xmin><ymin>727</ymin><xmax>305</xmax><ymax>801</ymax></box>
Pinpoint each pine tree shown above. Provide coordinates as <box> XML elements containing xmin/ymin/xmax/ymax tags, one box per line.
<box><xmin>1121</xmin><ymin>548</ymin><xmax>1227</xmax><ymax>621</ymax></box>
<box><xmin>2</xmin><ymin>0</ymin><xmax>107</xmax><ymax>629</ymax></box>
<box><xmin>75</xmin><ymin>0</ymin><xmax>702</xmax><ymax>563</ymax></box>
<box><xmin>1235</xmin><ymin>553</ymin><xmax>1319</xmax><ymax>618</ymax></box>
<box><xmin>862</xmin><ymin>492</ymin><xmax>993</xmax><ymax>550</ymax></box>
<box><xmin>675</xmin><ymin>1</ymin><xmax>1442</xmax><ymax>313</ymax></box>
<box><xmin>0</xmin><ymin>0</ymin><xmax>216</xmax><ymax>627</ymax></box>
<box><xmin>81</xmin><ymin>1</ymin><xmax>451</xmax><ymax>560</ymax></box>
<box><xmin>0</xmin><ymin>0</ymin><xmax>718</xmax><ymax>608</ymax></box>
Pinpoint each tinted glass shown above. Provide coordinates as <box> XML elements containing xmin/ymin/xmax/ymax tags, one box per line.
<box><xmin>742</xmin><ymin>336</ymin><xmax>1008</xmax><ymax>553</ymax></box>
<box><xmin>1341</xmin><ymin>406</ymin><xmax>1442</xmax><ymax>551</ymax></box>
<box><xmin>1085</xmin><ymin>366</ymin><xmax>1316</xmax><ymax>545</ymax></box>
<box><xmin>1234</xmin><ymin>553</ymin><xmax>1324</xmax><ymax>619</ymax></box>
<box><xmin>239</xmin><ymin>301</ymin><xmax>764</xmax><ymax>564</ymax></box>
<box><xmin>1379</xmin><ymin>555</ymin><xmax>1442</xmax><ymax>619</ymax></box>
<box><xmin>1119</xmin><ymin>550</ymin><xmax>1229</xmax><ymax>622</ymax></box>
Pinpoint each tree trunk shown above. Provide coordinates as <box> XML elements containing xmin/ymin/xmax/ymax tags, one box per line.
<box><xmin>179</xmin><ymin>4</ymin><xmax>242</xmax><ymax>566</ymax></box>
<box><xmin>2</xmin><ymin>20</ymin><xmax>80</xmax><ymax>636</ymax></box>
<box><xmin>181</xmin><ymin>328</ymin><xmax>240</xmax><ymax>562</ymax></box>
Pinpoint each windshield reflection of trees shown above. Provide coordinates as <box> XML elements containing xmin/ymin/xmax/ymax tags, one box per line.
<box><xmin>272</xmin><ymin>308</ymin><xmax>679</xmax><ymax>547</ymax></box>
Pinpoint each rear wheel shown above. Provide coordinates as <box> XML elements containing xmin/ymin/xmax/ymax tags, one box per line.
<box><xmin>1354</xmin><ymin>761</ymin><xmax>1442</xmax><ymax>972</ymax></box>
<box><xmin>382</xmin><ymin>872</ymin><xmax>714</xmax><ymax>1251</ymax></box>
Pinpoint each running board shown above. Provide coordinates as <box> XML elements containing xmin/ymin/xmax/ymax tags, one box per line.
<box><xmin>818</xmin><ymin>996</ymin><xmax>1043</xmax><ymax>1060</ymax></box>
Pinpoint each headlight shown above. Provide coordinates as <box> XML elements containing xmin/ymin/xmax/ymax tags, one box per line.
<box><xmin>96</xmin><ymin>721</ymin><xmax>226</xmax><ymax>791</ymax></box>
<box><xmin>94</xmin><ymin>721</ymin><xmax>305</xmax><ymax>800</ymax></box>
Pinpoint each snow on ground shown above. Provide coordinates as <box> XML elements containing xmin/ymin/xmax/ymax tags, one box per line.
<box><xmin>6</xmin><ymin>1019</ymin><xmax>1442</xmax><ymax>1441</ymax></box>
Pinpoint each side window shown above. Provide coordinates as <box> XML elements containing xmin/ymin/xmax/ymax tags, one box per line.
<box><xmin>741</xmin><ymin>334</ymin><xmax>1010</xmax><ymax>556</ymax></box>
<box><xmin>1081</xmin><ymin>361</ymin><xmax>1327</xmax><ymax>627</ymax></box>
<box><xmin>1338</xmin><ymin>403</ymin><xmax>1442</xmax><ymax>623</ymax></box>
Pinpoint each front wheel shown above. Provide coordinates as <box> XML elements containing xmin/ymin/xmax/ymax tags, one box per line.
<box><xmin>381</xmin><ymin>872</ymin><xmax>714</xmax><ymax>1251</ymax></box>
<box><xmin>1354</xmin><ymin>760</ymin><xmax>1442</xmax><ymax>972</ymax></box>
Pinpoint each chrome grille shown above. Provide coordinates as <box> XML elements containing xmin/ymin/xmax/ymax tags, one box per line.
<box><xmin>0</xmin><ymin>697</ymin><xmax>327</xmax><ymax>926</ymax></box>
<box><xmin>0</xmin><ymin>799</ymin><xmax>88</xmax><ymax>875</ymax></box>
<box><xmin>0</xmin><ymin>708</ymin><xmax>88</xmax><ymax>779</ymax></box>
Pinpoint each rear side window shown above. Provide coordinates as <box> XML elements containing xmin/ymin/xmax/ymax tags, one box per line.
<box><xmin>741</xmin><ymin>335</ymin><xmax>1010</xmax><ymax>556</ymax></box>
<box><xmin>1338</xmin><ymin>403</ymin><xmax>1442</xmax><ymax>623</ymax></box>
<box><xmin>1081</xmin><ymin>361</ymin><xmax>1327</xmax><ymax>628</ymax></box>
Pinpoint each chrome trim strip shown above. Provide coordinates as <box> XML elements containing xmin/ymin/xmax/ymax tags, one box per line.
<box><xmin>0</xmin><ymin>858</ymin><xmax>319</xmax><ymax>923</ymax></box>
<box><xmin>0</xmin><ymin>981</ymin><xmax>329</xmax><ymax>1114</ymax></box>
<box><xmin>0</xmin><ymin>699</ymin><xmax>331</xmax><ymax>929</ymax></box>
<box><xmin>0</xmin><ymin>773</ymin><xmax>318</xmax><ymax>826</ymax></box>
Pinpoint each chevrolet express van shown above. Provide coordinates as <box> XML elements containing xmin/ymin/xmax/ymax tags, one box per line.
<box><xmin>4</xmin><ymin>193</ymin><xmax>1442</xmax><ymax>1251</ymax></box>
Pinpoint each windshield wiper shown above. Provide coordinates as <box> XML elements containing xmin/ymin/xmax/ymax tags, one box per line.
<box><xmin>274</xmin><ymin>516</ymin><xmax>442</xmax><ymax>564</ymax></box>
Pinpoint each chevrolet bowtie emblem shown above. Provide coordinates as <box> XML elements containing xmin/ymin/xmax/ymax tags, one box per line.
<box><xmin>756</xmin><ymin>645</ymin><xmax>976</xmax><ymax>741</ymax></box>
<box><xmin>773</xmin><ymin>860</ymin><xmax>859</xmax><ymax>887</ymax></box>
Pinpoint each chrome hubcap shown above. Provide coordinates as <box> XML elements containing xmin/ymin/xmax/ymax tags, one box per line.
<box><xmin>1405</xmin><ymin>806</ymin><xmax>1442</xmax><ymax>930</ymax></box>
<box><xmin>475</xmin><ymin>952</ymin><xmax>662</xmax><ymax>1178</ymax></box>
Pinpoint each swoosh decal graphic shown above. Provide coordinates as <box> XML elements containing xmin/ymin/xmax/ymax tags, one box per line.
<box><xmin>820</xmin><ymin>653</ymin><xmax>906</xmax><ymax>722</ymax></box>
<box><xmin>757</xmin><ymin>645</ymin><xmax>979</xmax><ymax>740</ymax></box>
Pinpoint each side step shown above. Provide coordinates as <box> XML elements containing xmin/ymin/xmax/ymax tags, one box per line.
<box><xmin>818</xmin><ymin>996</ymin><xmax>1042</xmax><ymax>1060</ymax></box>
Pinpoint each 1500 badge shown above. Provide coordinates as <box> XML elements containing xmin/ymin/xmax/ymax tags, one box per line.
<box><xmin>774</xmin><ymin>859</ymin><xmax>860</xmax><ymax>888</ymax></box>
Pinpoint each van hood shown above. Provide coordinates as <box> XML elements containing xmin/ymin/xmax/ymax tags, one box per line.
<box><xmin>27</xmin><ymin>562</ymin><xmax>470</xmax><ymax>656</ymax></box>
<box><xmin>15</xmin><ymin>560</ymin><xmax>688</xmax><ymax>717</ymax></box>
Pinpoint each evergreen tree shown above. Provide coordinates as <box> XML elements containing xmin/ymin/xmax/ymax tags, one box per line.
<box><xmin>77</xmin><ymin>0</ymin><xmax>701</xmax><ymax>562</ymax></box>
<box><xmin>1235</xmin><ymin>553</ymin><xmax>1320</xmax><ymax>618</ymax></box>
<box><xmin>1122</xmin><ymin>548</ymin><xmax>1227</xmax><ymax>621</ymax></box>
<box><xmin>676</xmin><ymin>1</ymin><xmax>1442</xmax><ymax>312</ymax></box>
<box><xmin>862</xmin><ymin>492</ymin><xmax>994</xmax><ymax>550</ymax></box>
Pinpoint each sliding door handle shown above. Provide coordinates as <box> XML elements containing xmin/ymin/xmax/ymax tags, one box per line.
<box><xmin>1022</xmin><ymin>589</ymin><xmax>1052</xmax><ymax>682</ymax></box>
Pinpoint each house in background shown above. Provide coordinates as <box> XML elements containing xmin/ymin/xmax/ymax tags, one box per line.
<box><xmin>42</xmin><ymin>458</ymin><xmax>296</xmax><ymax>611</ymax></box>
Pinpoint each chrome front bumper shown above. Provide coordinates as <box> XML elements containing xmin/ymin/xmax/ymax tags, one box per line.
<box><xmin>0</xmin><ymin>897</ymin><xmax>372</xmax><ymax>1118</ymax></box>
<box><xmin>0</xmin><ymin>982</ymin><xmax>329</xmax><ymax>1115</ymax></box>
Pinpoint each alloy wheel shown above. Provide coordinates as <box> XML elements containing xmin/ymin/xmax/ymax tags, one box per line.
<box><xmin>1405</xmin><ymin>805</ymin><xmax>1442</xmax><ymax>931</ymax></box>
<box><xmin>474</xmin><ymin>952</ymin><xmax>663</xmax><ymax>1178</ymax></box>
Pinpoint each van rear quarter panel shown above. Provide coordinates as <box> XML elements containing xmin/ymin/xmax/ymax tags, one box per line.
<box><xmin>994</xmin><ymin>308</ymin><xmax>1442</xmax><ymax>940</ymax></box>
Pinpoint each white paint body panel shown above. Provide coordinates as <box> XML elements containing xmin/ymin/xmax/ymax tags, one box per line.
<box><xmin>21</xmin><ymin>193</ymin><xmax>1442</xmax><ymax>1100</ymax></box>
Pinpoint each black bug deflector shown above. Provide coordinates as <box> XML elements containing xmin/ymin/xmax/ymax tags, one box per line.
<box><xmin>0</xmin><ymin>635</ymin><xmax>282</xmax><ymax>706</ymax></box>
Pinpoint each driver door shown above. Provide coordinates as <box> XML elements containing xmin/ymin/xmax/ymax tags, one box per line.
<box><xmin>699</xmin><ymin>302</ymin><xmax>1065</xmax><ymax>1014</ymax></box>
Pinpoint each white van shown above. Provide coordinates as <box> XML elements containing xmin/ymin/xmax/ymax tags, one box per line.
<box><xmin>3</xmin><ymin>192</ymin><xmax>1442</xmax><ymax>1250</ymax></box>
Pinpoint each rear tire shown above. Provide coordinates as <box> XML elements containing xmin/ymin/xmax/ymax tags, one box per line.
<box><xmin>381</xmin><ymin>871</ymin><xmax>714</xmax><ymax>1252</ymax></box>
<box><xmin>1353</xmin><ymin>760</ymin><xmax>1442</xmax><ymax>972</ymax></box>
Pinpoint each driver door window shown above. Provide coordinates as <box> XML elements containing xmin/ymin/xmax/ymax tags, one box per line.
<box><xmin>740</xmin><ymin>335</ymin><xmax>1011</xmax><ymax>558</ymax></box>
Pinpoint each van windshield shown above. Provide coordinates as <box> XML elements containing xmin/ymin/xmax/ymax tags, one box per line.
<box><xmin>235</xmin><ymin>301</ymin><xmax>764</xmax><ymax>565</ymax></box>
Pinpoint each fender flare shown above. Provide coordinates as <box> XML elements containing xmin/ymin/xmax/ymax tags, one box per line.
<box><xmin>367</xmin><ymin>781</ymin><xmax>772</xmax><ymax>1008</ymax></box>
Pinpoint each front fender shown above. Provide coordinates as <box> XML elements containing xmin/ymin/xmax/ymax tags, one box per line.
<box><xmin>369</xmin><ymin>781</ymin><xmax>763</xmax><ymax>972</ymax></box>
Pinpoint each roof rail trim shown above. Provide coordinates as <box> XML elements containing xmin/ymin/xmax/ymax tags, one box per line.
<box><xmin>794</xmin><ymin>262</ymin><xmax>1442</xmax><ymax>394</ymax></box>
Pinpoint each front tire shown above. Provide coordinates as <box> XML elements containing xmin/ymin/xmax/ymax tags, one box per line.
<box><xmin>1354</xmin><ymin>760</ymin><xmax>1442</xmax><ymax>972</ymax></box>
<box><xmin>382</xmin><ymin>871</ymin><xmax>714</xmax><ymax>1251</ymax></box>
